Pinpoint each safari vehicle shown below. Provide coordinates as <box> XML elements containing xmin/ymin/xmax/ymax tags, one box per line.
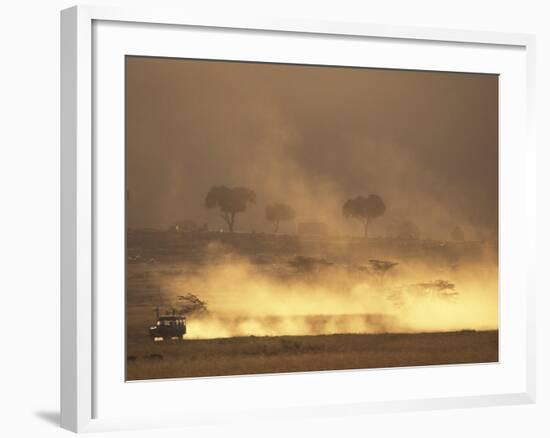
<box><xmin>149</xmin><ymin>313</ymin><xmax>187</xmax><ymax>341</ymax></box>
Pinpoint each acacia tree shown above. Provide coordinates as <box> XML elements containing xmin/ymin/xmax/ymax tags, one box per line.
<box><xmin>342</xmin><ymin>194</ymin><xmax>386</xmax><ymax>238</ymax></box>
<box><xmin>265</xmin><ymin>203</ymin><xmax>296</xmax><ymax>233</ymax></box>
<box><xmin>205</xmin><ymin>185</ymin><xmax>256</xmax><ymax>232</ymax></box>
<box><xmin>176</xmin><ymin>293</ymin><xmax>208</xmax><ymax>316</ymax></box>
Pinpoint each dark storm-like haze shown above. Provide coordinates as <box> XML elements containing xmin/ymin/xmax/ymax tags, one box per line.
<box><xmin>126</xmin><ymin>56</ymin><xmax>498</xmax><ymax>239</ymax></box>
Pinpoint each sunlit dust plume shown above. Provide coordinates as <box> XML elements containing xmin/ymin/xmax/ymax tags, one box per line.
<box><xmin>161</xmin><ymin>248</ymin><xmax>498</xmax><ymax>339</ymax></box>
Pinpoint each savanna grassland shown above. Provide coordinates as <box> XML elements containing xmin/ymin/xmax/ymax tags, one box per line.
<box><xmin>127</xmin><ymin>330</ymin><xmax>498</xmax><ymax>380</ymax></box>
<box><xmin>126</xmin><ymin>230</ymin><xmax>498</xmax><ymax>381</ymax></box>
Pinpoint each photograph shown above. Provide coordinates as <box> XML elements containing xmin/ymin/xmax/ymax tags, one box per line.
<box><xmin>125</xmin><ymin>56</ymin><xmax>499</xmax><ymax>381</ymax></box>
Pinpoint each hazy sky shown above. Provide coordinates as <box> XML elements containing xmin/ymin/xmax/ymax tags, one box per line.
<box><xmin>126</xmin><ymin>56</ymin><xmax>498</xmax><ymax>239</ymax></box>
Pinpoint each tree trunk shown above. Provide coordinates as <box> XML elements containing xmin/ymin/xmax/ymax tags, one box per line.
<box><xmin>364</xmin><ymin>217</ymin><xmax>369</xmax><ymax>238</ymax></box>
<box><xmin>222</xmin><ymin>212</ymin><xmax>235</xmax><ymax>232</ymax></box>
<box><xmin>274</xmin><ymin>220</ymin><xmax>279</xmax><ymax>234</ymax></box>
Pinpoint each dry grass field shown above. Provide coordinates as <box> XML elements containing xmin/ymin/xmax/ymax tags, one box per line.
<box><xmin>126</xmin><ymin>230</ymin><xmax>498</xmax><ymax>380</ymax></box>
<box><xmin>126</xmin><ymin>330</ymin><xmax>498</xmax><ymax>380</ymax></box>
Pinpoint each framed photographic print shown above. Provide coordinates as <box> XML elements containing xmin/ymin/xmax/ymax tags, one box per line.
<box><xmin>61</xmin><ymin>5</ymin><xmax>536</xmax><ymax>433</ymax></box>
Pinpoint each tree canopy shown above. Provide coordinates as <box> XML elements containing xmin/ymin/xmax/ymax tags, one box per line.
<box><xmin>342</xmin><ymin>194</ymin><xmax>386</xmax><ymax>237</ymax></box>
<box><xmin>205</xmin><ymin>185</ymin><xmax>256</xmax><ymax>232</ymax></box>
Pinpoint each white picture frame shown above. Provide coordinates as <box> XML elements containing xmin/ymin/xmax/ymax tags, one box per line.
<box><xmin>60</xmin><ymin>4</ymin><xmax>536</xmax><ymax>433</ymax></box>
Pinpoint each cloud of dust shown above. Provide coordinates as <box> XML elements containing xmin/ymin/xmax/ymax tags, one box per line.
<box><xmin>126</xmin><ymin>58</ymin><xmax>498</xmax><ymax>241</ymax></box>
<box><xmin>161</xmin><ymin>246</ymin><xmax>498</xmax><ymax>339</ymax></box>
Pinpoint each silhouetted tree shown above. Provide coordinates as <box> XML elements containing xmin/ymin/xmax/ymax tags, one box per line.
<box><xmin>366</xmin><ymin>259</ymin><xmax>399</xmax><ymax>287</ymax></box>
<box><xmin>288</xmin><ymin>256</ymin><xmax>333</xmax><ymax>273</ymax></box>
<box><xmin>368</xmin><ymin>259</ymin><xmax>399</xmax><ymax>278</ymax></box>
<box><xmin>265</xmin><ymin>203</ymin><xmax>296</xmax><ymax>233</ymax></box>
<box><xmin>176</xmin><ymin>293</ymin><xmax>208</xmax><ymax>316</ymax></box>
<box><xmin>205</xmin><ymin>185</ymin><xmax>256</xmax><ymax>232</ymax></box>
<box><xmin>410</xmin><ymin>280</ymin><xmax>458</xmax><ymax>298</ymax></box>
<box><xmin>451</xmin><ymin>226</ymin><xmax>465</xmax><ymax>241</ymax></box>
<box><xmin>343</xmin><ymin>194</ymin><xmax>386</xmax><ymax>237</ymax></box>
